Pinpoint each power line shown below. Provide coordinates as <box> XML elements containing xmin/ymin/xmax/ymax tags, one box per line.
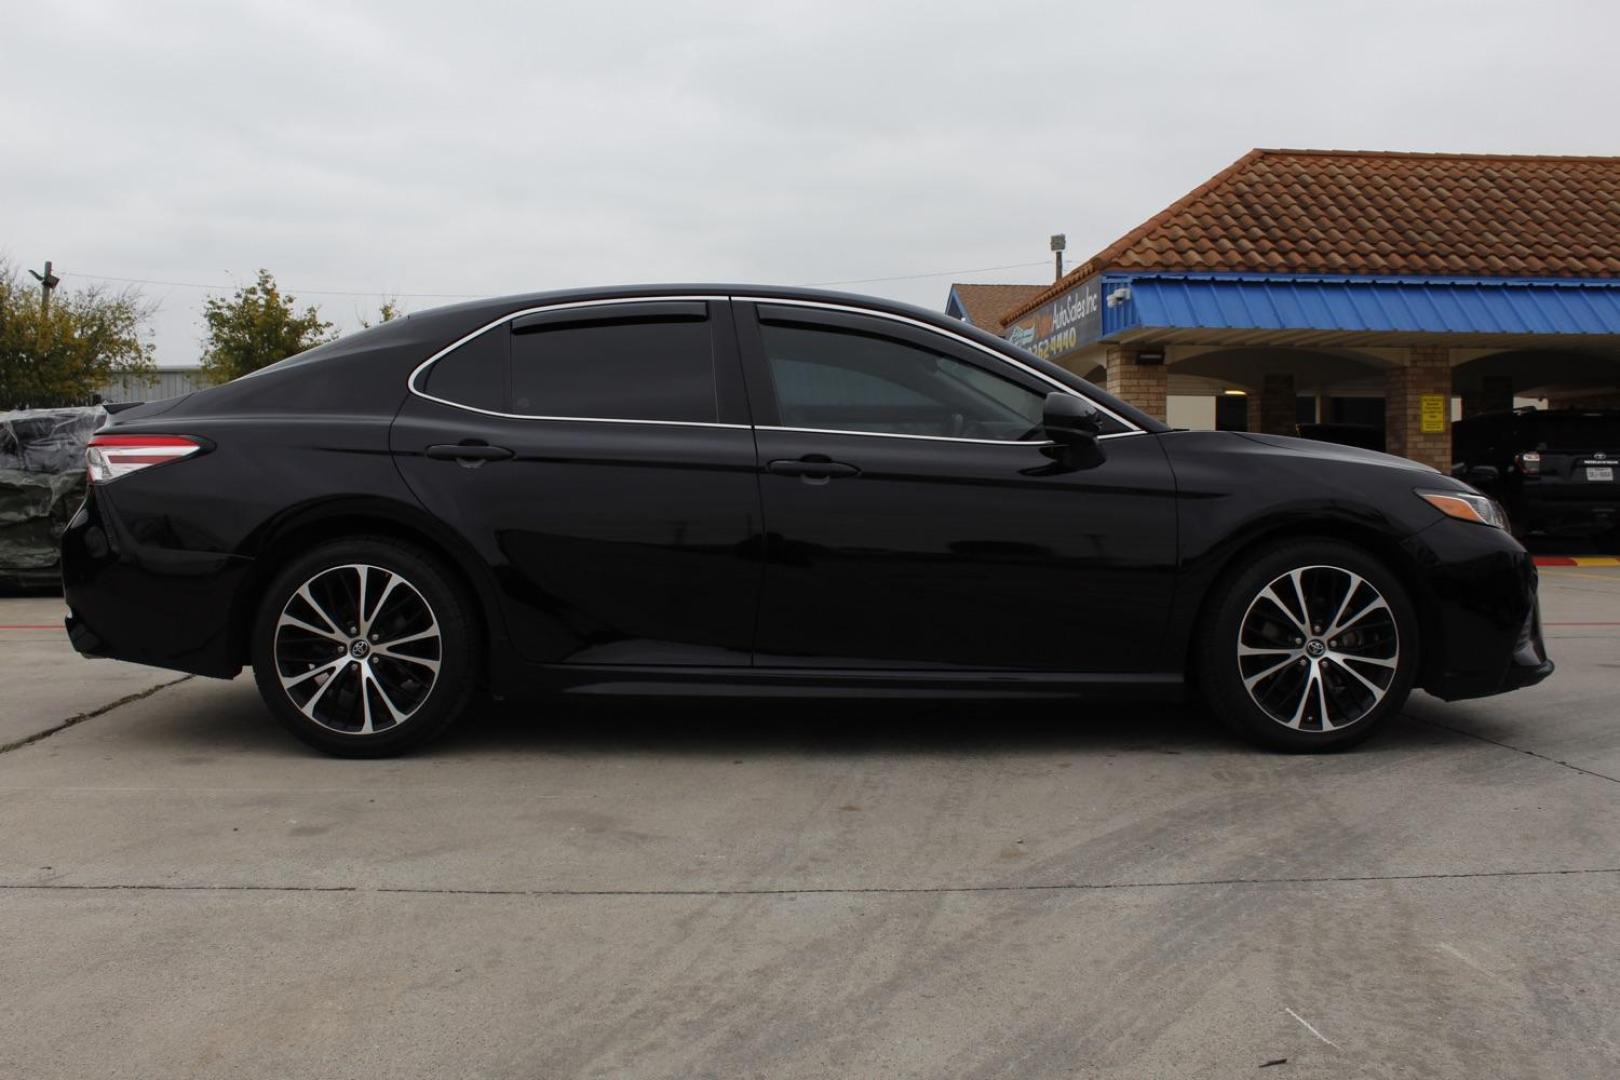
<box><xmin>57</xmin><ymin>271</ymin><xmax>482</xmax><ymax>300</ymax></box>
<box><xmin>807</xmin><ymin>260</ymin><xmax>1051</xmax><ymax>286</ymax></box>
<box><xmin>57</xmin><ymin>258</ymin><xmax>1056</xmax><ymax>301</ymax></box>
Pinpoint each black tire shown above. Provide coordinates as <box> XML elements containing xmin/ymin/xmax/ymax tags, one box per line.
<box><xmin>250</xmin><ymin>536</ymin><xmax>479</xmax><ymax>757</ymax></box>
<box><xmin>1195</xmin><ymin>539</ymin><xmax>1419</xmax><ymax>752</ymax></box>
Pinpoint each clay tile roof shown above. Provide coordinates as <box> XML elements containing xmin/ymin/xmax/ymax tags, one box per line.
<box><xmin>1003</xmin><ymin>148</ymin><xmax>1620</xmax><ymax>324</ymax></box>
<box><xmin>948</xmin><ymin>282</ymin><xmax>1048</xmax><ymax>332</ymax></box>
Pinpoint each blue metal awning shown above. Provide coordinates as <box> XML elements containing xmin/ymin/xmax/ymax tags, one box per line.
<box><xmin>1102</xmin><ymin>272</ymin><xmax>1620</xmax><ymax>343</ymax></box>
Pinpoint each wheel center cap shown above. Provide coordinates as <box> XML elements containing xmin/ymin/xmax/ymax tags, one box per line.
<box><xmin>349</xmin><ymin>639</ymin><xmax>371</xmax><ymax>660</ymax></box>
<box><xmin>1305</xmin><ymin>639</ymin><xmax>1326</xmax><ymax>658</ymax></box>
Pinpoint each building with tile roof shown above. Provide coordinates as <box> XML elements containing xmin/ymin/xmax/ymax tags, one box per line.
<box><xmin>945</xmin><ymin>283</ymin><xmax>1047</xmax><ymax>334</ymax></box>
<box><xmin>988</xmin><ymin>149</ymin><xmax>1620</xmax><ymax>470</ymax></box>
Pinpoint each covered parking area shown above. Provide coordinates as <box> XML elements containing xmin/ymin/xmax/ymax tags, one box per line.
<box><xmin>987</xmin><ymin>149</ymin><xmax>1620</xmax><ymax>472</ymax></box>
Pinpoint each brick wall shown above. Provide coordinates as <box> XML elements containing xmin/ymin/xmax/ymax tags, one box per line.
<box><xmin>1386</xmin><ymin>346</ymin><xmax>1451</xmax><ymax>470</ymax></box>
<box><xmin>1104</xmin><ymin>346</ymin><xmax>1167</xmax><ymax>422</ymax></box>
<box><xmin>1246</xmin><ymin>372</ymin><xmax>1297</xmax><ymax>435</ymax></box>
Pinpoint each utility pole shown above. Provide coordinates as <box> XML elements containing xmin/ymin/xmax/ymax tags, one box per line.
<box><xmin>28</xmin><ymin>260</ymin><xmax>60</xmax><ymax>315</ymax></box>
<box><xmin>1050</xmin><ymin>235</ymin><xmax>1066</xmax><ymax>281</ymax></box>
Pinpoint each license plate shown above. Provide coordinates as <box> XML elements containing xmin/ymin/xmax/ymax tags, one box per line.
<box><xmin>1587</xmin><ymin>466</ymin><xmax>1615</xmax><ymax>482</ymax></box>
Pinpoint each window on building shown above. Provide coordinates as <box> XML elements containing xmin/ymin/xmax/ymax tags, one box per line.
<box><xmin>1215</xmin><ymin>394</ymin><xmax>1249</xmax><ymax>431</ymax></box>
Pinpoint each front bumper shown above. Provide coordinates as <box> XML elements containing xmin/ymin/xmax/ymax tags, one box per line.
<box><xmin>1406</xmin><ymin>517</ymin><xmax>1554</xmax><ymax>701</ymax></box>
<box><xmin>61</xmin><ymin>491</ymin><xmax>251</xmax><ymax>678</ymax></box>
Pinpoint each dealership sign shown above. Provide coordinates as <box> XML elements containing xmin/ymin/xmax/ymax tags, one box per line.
<box><xmin>1003</xmin><ymin>276</ymin><xmax>1102</xmax><ymax>361</ymax></box>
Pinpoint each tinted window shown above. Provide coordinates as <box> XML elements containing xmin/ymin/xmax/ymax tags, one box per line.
<box><xmin>422</xmin><ymin>326</ymin><xmax>506</xmax><ymax>412</ymax></box>
<box><xmin>759</xmin><ymin>322</ymin><xmax>1047</xmax><ymax>440</ymax></box>
<box><xmin>1523</xmin><ymin>412</ymin><xmax>1620</xmax><ymax>450</ymax></box>
<box><xmin>510</xmin><ymin>316</ymin><xmax>717</xmax><ymax>422</ymax></box>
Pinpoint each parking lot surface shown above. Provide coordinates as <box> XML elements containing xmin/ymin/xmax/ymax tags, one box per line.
<box><xmin>2</xmin><ymin>569</ymin><xmax>1618</xmax><ymax>1079</ymax></box>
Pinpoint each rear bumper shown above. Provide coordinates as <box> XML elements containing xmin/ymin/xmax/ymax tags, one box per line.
<box><xmin>1512</xmin><ymin>487</ymin><xmax>1620</xmax><ymax>535</ymax></box>
<box><xmin>60</xmin><ymin>491</ymin><xmax>249</xmax><ymax>678</ymax></box>
<box><xmin>1407</xmin><ymin>517</ymin><xmax>1554</xmax><ymax>701</ymax></box>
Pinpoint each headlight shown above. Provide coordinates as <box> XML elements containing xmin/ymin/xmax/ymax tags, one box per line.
<box><xmin>1417</xmin><ymin>489</ymin><xmax>1508</xmax><ymax>529</ymax></box>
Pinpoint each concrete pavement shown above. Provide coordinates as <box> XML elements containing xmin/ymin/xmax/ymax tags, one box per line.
<box><xmin>0</xmin><ymin>595</ymin><xmax>188</xmax><ymax>750</ymax></box>
<box><xmin>1</xmin><ymin>570</ymin><xmax>1617</xmax><ymax>1078</ymax></box>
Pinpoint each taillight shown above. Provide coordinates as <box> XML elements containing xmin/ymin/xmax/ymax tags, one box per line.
<box><xmin>86</xmin><ymin>434</ymin><xmax>202</xmax><ymax>484</ymax></box>
<box><xmin>1515</xmin><ymin>451</ymin><xmax>1541</xmax><ymax>476</ymax></box>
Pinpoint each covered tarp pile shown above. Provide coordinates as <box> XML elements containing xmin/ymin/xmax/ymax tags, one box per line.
<box><xmin>0</xmin><ymin>406</ymin><xmax>105</xmax><ymax>588</ymax></box>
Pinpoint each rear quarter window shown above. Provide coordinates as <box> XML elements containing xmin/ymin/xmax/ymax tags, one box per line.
<box><xmin>420</xmin><ymin>327</ymin><xmax>507</xmax><ymax>412</ymax></box>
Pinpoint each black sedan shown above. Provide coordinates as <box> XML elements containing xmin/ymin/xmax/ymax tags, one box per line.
<box><xmin>62</xmin><ymin>286</ymin><xmax>1552</xmax><ymax>756</ymax></box>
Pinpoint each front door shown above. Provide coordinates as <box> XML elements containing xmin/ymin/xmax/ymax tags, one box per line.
<box><xmin>735</xmin><ymin>300</ymin><xmax>1178</xmax><ymax>673</ymax></box>
<box><xmin>391</xmin><ymin>298</ymin><xmax>762</xmax><ymax>666</ymax></box>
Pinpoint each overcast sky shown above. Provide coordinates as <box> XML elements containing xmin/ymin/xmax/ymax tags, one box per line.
<box><xmin>6</xmin><ymin>0</ymin><xmax>1620</xmax><ymax>366</ymax></box>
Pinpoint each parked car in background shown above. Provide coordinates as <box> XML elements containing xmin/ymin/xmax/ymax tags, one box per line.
<box><xmin>0</xmin><ymin>406</ymin><xmax>104</xmax><ymax>590</ymax></box>
<box><xmin>61</xmin><ymin>286</ymin><xmax>1553</xmax><ymax>756</ymax></box>
<box><xmin>1452</xmin><ymin>408</ymin><xmax>1620</xmax><ymax>540</ymax></box>
<box><xmin>1294</xmin><ymin>422</ymin><xmax>1385</xmax><ymax>453</ymax></box>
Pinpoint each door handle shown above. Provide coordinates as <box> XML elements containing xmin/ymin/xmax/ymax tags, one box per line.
<box><xmin>767</xmin><ymin>456</ymin><xmax>860</xmax><ymax>479</ymax></box>
<box><xmin>425</xmin><ymin>442</ymin><xmax>514</xmax><ymax>463</ymax></box>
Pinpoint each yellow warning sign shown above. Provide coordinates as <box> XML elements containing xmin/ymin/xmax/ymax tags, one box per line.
<box><xmin>1420</xmin><ymin>394</ymin><xmax>1447</xmax><ymax>434</ymax></box>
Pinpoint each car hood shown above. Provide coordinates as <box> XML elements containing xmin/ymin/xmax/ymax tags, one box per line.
<box><xmin>1234</xmin><ymin>431</ymin><xmax>1439</xmax><ymax>474</ymax></box>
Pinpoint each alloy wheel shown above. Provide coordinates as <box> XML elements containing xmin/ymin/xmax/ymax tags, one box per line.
<box><xmin>272</xmin><ymin>563</ymin><xmax>442</xmax><ymax>735</ymax></box>
<box><xmin>1236</xmin><ymin>564</ymin><xmax>1400</xmax><ymax>732</ymax></box>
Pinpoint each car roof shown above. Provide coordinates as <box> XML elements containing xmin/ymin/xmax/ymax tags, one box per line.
<box><xmin>410</xmin><ymin>283</ymin><xmax>995</xmax><ymax>329</ymax></box>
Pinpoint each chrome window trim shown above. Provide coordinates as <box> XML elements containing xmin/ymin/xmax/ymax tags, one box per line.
<box><xmin>757</xmin><ymin>425</ymin><xmax>1138</xmax><ymax>446</ymax></box>
<box><xmin>403</xmin><ymin>292</ymin><xmax>1146</xmax><ymax>438</ymax></box>
<box><xmin>735</xmin><ymin>295</ymin><xmax>1143</xmax><ymax>436</ymax></box>
<box><xmin>405</xmin><ymin>294</ymin><xmax>746</xmax><ymax>429</ymax></box>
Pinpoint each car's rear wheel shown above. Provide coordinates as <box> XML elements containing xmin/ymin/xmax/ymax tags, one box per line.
<box><xmin>1197</xmin><ymin>540</ymin><xmax>1419</xmax><ymax>752</ymax></box>
<box><xmin>250</xmin><ymin>537</ymin><xmax>478</xmax><ymax>757</ymax></box>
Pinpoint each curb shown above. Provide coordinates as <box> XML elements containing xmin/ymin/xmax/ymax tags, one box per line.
<box><xmin>1534</xmin><ymin>556</ymin><xmax>1620</xmax><ymax>567</ymax></box>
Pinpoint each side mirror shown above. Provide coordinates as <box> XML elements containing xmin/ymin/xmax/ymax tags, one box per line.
<box><xmin>1040</xmin><ymin>392</ymin><xmax>1106</xmax><ymax>470</ymax></box>
<box><xmin>1466</xmin><ymin>464</ymin><xmax>1501</xmax><ymax>486</ymax></box>
<box><xmin>1043</xmin><ymin>392</ymin><xmax>1104</xmax><ymax>444</ymax></box>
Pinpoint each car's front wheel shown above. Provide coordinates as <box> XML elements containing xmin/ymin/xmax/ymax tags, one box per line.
<box><xmin>1197</xmin><ymin>540</ymin><xmax>1419</xmax><ymax>752</ymax></box>
<box><xmin>250</xmin><ymin>537</ymin><xmax>478</xmax><ymax>757</ymax></box>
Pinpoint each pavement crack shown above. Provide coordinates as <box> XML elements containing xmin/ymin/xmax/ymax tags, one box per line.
<box><xmin>1411</xmin><ymin>715</ymin><xmax>1620</xmax><ymax>785</ymax></box>
<box><xmin>2</xmin><ymin>865</ymin><xmax>1616</xmax><ymax>900</ymax></box>
<box><xmin>0</xmin><ymin>675</ymin><xmax>193</xmax><ymax>755</ymax></box>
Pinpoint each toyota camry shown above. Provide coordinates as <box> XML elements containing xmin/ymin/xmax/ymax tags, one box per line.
<box><xmin>62</xmin><ymin>286</ymin><xmax>1553</xmax><ymax>756</ymax></box>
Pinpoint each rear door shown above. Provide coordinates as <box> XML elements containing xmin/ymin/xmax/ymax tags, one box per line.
<box><xmin>390</xmin><ymin>298</ymin><xmax>763</xmax><ymax>666</ymax></box>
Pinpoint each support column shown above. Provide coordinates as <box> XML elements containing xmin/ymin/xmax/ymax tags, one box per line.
<box><xmin>1246</xmin><ymin>373</ymin><xmax>1297</xmax><ymax>435</ymax></box>
<box><xmin>1104</xmin><ymin>345</ymin><xmax>1166</xmax><ymax>423</ymax></box>
<box><xmin>1386</xmin><ymin>346</ymin><xmax>1451</xmax><ymax>470</ymax></box>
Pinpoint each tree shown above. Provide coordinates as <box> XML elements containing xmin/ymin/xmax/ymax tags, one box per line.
<box><xmin>0</xmin><ymin>261</ymin><xmax>156</xmax><ymax>409</ymax></box>
<box><xmin>199</xmin><ymin>269</ymin><xmax>335</xmax><ymax>384</ymax></box>
<box><xmin>358</xmin><ymin>298</ymin><xmax>402</xmax><ymax>329</ymax></box>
